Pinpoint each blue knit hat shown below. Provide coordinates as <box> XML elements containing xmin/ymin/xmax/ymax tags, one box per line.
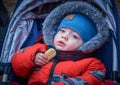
<box><xmin>58</xmin><ymin>14</ymin><xmax>97</xmax><ymax>42</ymax></box>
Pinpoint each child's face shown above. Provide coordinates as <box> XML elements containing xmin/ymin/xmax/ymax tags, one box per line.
<box><xmin>54</xmin><ymin>28</ymin><xmax>83</xmax><ymax>51</ymax></box>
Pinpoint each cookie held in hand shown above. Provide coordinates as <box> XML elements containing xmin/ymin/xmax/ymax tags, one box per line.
<box><xmin>45</xmin><ymin>48</ymin><xmax>56</xmax><ymax>60</ymax></box>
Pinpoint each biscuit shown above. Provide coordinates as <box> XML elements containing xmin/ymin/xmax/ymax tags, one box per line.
<box><xmin>45</xmin><ymin>48</ymin><xmax>56</xmax><ymax>60</ymax></box>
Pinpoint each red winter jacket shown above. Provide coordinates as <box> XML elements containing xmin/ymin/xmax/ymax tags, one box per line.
<box><xmin>11</xmin><ymin>43</ymin><xmax>106</xmax><ymax>85</ymax></box>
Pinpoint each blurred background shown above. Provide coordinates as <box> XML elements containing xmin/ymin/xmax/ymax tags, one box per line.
<box><xmin>2</xmin><ymin>0</ymin><xmax>120</xmax><ymax>15</ymax></box>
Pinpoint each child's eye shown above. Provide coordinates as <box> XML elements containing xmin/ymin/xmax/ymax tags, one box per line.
<box><xmin>58</xmin><ymin>29</ymin><xmax>65</xmax><ymax>33</ymax></box>
<box><xmin>71</xmin><ymin>34</ymin><xmax>79</xmax><ymax>39</ymax></box>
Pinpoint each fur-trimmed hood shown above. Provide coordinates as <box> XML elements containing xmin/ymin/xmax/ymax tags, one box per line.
<box><xmin>42</xmin><ymin>1</ymin><xmax>109</xmax><ymax>54</ymax></box>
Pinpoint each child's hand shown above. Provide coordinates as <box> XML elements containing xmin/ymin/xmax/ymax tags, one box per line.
<box><xmin>34</xmin><ymin>52</ymin><xmax>48</xmax><ymax>66</ymax></box>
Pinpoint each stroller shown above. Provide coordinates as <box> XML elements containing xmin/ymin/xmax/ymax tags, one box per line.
<box><xmin>0</xmin><ymin>0</ymin><xmax>120</xmax><ymax>85</ymax></box>
<box><xmin>0</xmin><ymin>0</ymin><xmax>9</xmax><ymax>57</ymax></box>
<box><xmin>0</xmin><ymin>0</ymin><xmax>9</xmax><ymax>81</ymax></box>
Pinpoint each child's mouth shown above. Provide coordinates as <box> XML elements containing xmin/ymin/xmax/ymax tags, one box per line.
<box><xmin>57</xmin><ymin>41</ymin><xmax>65</xmax><ymax>46</ymax></box>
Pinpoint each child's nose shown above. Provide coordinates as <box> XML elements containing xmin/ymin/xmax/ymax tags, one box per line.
<box><xmin>61</xmin><ymin>34</ymin><xmax>68</xmax><ymax>40</ymax></box>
